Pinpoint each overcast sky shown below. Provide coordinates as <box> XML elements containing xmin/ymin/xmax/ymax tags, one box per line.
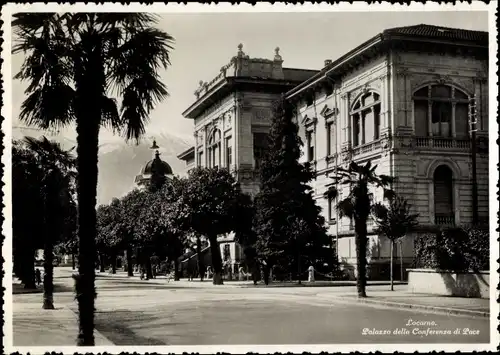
<box><xmin>11</xmin><ymin>10</ymin><xmax>488</xmax><ymax>144</ymax></box>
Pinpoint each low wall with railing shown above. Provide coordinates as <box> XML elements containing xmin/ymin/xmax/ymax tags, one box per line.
<box><xmin>408</xmin><ymin>269</ymin><xmax>489</xmax><ymax>299</ymax></box>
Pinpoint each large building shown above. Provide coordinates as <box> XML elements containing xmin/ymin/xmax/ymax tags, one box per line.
<box><xmin>286</xmin><ymin>24</ymin><xmax>489</xmax><ymax>278</ymax></box>
<box><xmin>178</xmin><ymin>44</ymin><xmax>318</xmax><ymax>274</ymax></box>
<box><xmin>179</xmin><ymin>25</ymin><xmax>489</xmax><ymax>279</ymax></box>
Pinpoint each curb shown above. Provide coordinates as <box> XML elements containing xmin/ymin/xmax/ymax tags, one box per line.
<box><xmin>323</xmin><ymin>295</ymin><xmax>490</xmax><ymax>318</ymax></box>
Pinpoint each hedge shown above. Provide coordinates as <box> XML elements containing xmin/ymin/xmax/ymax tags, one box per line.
<box><xmin>414</xmin><ymin>226</ymin><xmax>489</xmax><ymax>272</ymax></box>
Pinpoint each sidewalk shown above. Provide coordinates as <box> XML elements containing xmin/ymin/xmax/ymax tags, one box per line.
<box><xmin>317</xmin><ymin>288</ymin><xmax>491</xmax><ymax>317</ymax></box>
<box><xmin>13</xmin><ymin>302</ymin><xmax>113</xmax><ymax>346</ymax></box>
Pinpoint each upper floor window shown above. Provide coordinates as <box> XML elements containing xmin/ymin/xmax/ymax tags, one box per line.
<box><xmin>253</xmin><ymin>133</ymin><xmax>269</xmax><ymax>170</ymax></box>
<box><xmin>225</xmin><ymin>136</ymin><xmax>232</xmax><ymax>167</ymax></box>
<box><xmin>208</xmin><ymin>129</ymin><xmax>221</xmax><ymax>168</ymax></box>
<box><xmin>351</xmin><ymin>91</ymin><xmax>381</xmax><ymax>147</ymax></box>
<box><xmin>326</xmin><ymin>121</ymin><xmax>336</xmax><ymax>156</ymax></box>
<box><xmin>413</xmin><ymin>84</ymin><xmax>470</xmax><ymax>138</ymax></box>
<box><xmin>306</xmin><ymin>130</ymin><xmax>315</xmax><ymax>162</ymax></box>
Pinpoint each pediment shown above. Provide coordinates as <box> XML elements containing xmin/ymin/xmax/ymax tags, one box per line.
<box><xmin>301</xmin><ymin>114</ymin><xmax>317</xmax><ymax>126</ymax></box>
<box><xmin>320</xmin><ymin>105</ymin><xmax>338</xmax><ymax>118</ymax></box>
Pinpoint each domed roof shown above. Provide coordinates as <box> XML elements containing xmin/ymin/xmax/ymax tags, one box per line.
<box><xmin>141</xmin><ymin>154</ymin><xmax>173</xmax><ymax>175</ymax></box>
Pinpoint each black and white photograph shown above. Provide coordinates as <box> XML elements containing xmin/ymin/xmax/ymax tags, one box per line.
<box><xmin>2</xmin><ymin>2</ymin><xmax>498</xmax><ymax>353</ymax></box>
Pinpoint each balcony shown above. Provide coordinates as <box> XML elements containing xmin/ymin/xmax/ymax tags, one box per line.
<box><xmin>434</xmin><ymin>215</ymin><xmax>455</xmax><ymax>226</ymax></box>
<box><xmin>415</xmin><ymin>137</ymin><xmax>471</xmax><ymax>150</ymax></box>
<box><xmin>352</xmin><ymin>140</ymin><xmax>382</xmax><ymax>156</ymax></box>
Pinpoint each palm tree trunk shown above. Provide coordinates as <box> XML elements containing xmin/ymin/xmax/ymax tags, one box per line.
<box><xmin>390</xmin><ymin>240</ymin><xmax>394</xmax><ymax>291</ymax></box>
<box><xmin>355</xmin><ymin>219</ymin><xmax>368</xmax><ymax>298</ymax></box>
<box><xmin>209</xmin><ymin>235</ymin><xmax>224</xmax><ymax>285</ymax></box>
<box><xmin>42</xmin><ymin>239</ymin><xmax>55</xmax><ymax>309</ymax></box>
<box><xmin>72</xmin><ymin>253</ymin><xmax>76</xmax><ymax>270</ymax></box>
<box><xmin>126</xmin><ymin>247</ymin><xmax>134</xmax><ymax>276</ymax></box>
<box><xmin>75</xmin><ymin>110</ymin><xmax>100</xmax><ymax>346</ymax></box>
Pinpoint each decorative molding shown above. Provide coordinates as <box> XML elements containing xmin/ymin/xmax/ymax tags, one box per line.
<box><xmin>340</xmin><ymin>146</ymin><xmax>353</xmax><ymax>163</ymax></box>
<box><xmin>301</xmin><ymin>114</ymin><xmax>317</xmax><ymax>127</ymax></box>
<box><xmin>320</xmin><ymin>104</ymin><xmax>338</xmax><ymax>118</ymax></box>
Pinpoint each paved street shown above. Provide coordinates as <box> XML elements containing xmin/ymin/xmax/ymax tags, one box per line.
<box><xmin>13</xmin><ymin>268</ymin><xmax>490</xmax><ymax>346</ymax></box>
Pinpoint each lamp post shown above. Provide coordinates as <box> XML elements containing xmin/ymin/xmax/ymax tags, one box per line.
<box><xmin>469</xmin><ymin>96</ymin><xmax>479</xmax><ymax>225</ymax></box>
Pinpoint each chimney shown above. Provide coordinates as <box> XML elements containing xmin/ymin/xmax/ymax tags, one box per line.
<box><xmin>324</xmin><ymin>59</ymin><xmax>332</xmax><ymax>67</ymax></box>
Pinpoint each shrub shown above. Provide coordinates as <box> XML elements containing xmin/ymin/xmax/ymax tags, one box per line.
<box><xmin>414</xmin><ymin>227</ymin><xmax>489</xmax><ymax>272</ymax></box>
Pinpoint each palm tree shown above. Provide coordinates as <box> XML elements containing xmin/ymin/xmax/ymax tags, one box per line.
<box><xmin>12</xmin><ymin>140</ymin><xmax>45</xmax><ymax>289</ymax></box>
<box><xmin>372</xmin><ymin>195</ymin><xmax>419</xmax><ymax>291</ymax></box>
<box><xmin>12</xmin><ymin>13</ymin><xmax>174</xmax><ymax>345</ymax></box>
<box><xmin>324</xmin><ymin>161</ymin><xmax>394</xmax><ymax>297</ymax></box>
<box><xmin>22</xmin><ymin>136</ymin><xmax>76</xmax><ymax>309</ymax></box>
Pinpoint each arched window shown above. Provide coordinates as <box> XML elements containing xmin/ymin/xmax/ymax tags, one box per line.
<box><xmin>433</xmin><ymin>165</ymin><xmax>454</xmax><ymax>225</ymax></box>
<box><xmin>351</xmin><ymin>91</ymin><xmax>381</xmax><ymax>147</ymax></box>
<box><xmin>207</xmin><ymin>129</ymin><xmax>221</xmax><ymax>168</ymax></box>
<box><xmin>413</xmin><ymin>84</ymin><xmax>470</xmax><ymax>138</ymax></box>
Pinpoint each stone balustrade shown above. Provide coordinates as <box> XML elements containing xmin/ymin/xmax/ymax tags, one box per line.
<box><xmin>415</xmin><ymin>136</ymin><xmax>471</xmax><ymax>150</ymax></box>
<box><xmin>434</xmin><ymin>215</ymin><xmax>455</xmax><ymax>226</ymax></box>
<box><xmin>352</xmin><ymin>140</ymin><xmax>382</xmax><ymax>156</ymax></box>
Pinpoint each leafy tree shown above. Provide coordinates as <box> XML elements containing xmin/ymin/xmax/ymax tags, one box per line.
<box><xmin>180</xmin><ymin>168</ymin><xmax>251</xmax><ymax>285</ymax></box>
<box><xmin>372</xmin><ymin>196</ymin><xmax>419</xmax><ymax>291</ymax></box>
<box><xmin>324</xmin><ymin>161</ymin><xmax>394</xmax><ymax>298</ymax></box>
<box><xmin>254</xmin><ymin>97</ymin><xmax>332</xmax><ymax>285</ymax></box>
<box><xmin>12</xmin><ymin>13</ymin><xmax>173</xmax><ymax>345</ymax></box>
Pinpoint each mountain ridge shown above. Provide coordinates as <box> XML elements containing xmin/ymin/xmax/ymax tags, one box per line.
<box><xmin>12</xmin><ymin>128</ymin><xmax>193</xmax><ymax>205</ymax></box>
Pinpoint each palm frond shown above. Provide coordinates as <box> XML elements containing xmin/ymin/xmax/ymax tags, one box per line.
<box><xmin>337</xmin><ymin>198</ymin><xmax>354</xmax><ymax>219</ymax></box>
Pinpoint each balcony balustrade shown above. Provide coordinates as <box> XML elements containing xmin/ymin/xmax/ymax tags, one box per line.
<box><xmin>352</xmin><ymin>140</ymin><xmax>382</xmax><ymax>156</ymax></box>
<box><xmin>415</xmin><ymin>137</ymin><xmax>471</xmax><ymax>150</ymax></box>
<box><xmin>434</xmin><ymin>215</ymin><xmax>455</xmax><ymax>226</ymax></box>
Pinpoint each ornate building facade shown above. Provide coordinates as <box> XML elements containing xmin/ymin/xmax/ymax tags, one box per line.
<box><xmin>179</xmin><ymin>45</ymin><xmax>318</xmax><ymax>274</ymax></box>
<box><xmin>286</xmin><ymin>24</ymin><xmax>489</xmax><ymax>278</ymax></box>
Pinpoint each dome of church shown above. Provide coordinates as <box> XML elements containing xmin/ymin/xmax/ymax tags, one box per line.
<box><xmin>141</xmin><ymin>157</ymin><xmax>173</xmax><ymax>175</ymax></box>
<box><xmin>134</xmin><ymin>140</ymin><xmax>174</xmax><ymax>187</ymax></box>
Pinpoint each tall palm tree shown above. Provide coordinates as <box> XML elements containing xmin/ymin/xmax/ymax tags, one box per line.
<box><xmin>23</xmin><ymin>136</ymin><xmax>76</xmax><ymax>309</ymax></box>
<box><xmin>12</xmin><ymin>140</ymin><xmax>45</xmax><ymax>289</ymax></box>
<box><xmin>324</xmin><ymin>161</ymin><xmax>394</xmax><ymax>298</ymax></box>
<box><xmin>12</xmin><ymin>13</ymin><xmax>174</xmax><ymax>345</ymax></box>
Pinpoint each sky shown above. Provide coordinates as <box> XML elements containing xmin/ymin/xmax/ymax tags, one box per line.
<box><xmin>11</xmin><ymin>10</ymin><xmax>489</xmax><ymax>145</ymax></box>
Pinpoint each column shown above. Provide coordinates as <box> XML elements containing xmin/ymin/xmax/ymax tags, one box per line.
<box><xmin>428</xmin><ymin>181</ymin><xmax>434</xmax><ymax>224</ymax></box>
<box><xmin>427</xmin><ymin>102</ymin><xmax>433</xmax><ymax>137</ymax></box>
<box><xmin>203</xmin><ymin>125</ymin><xmax>208</xmax><ymax>167</ymax></box>
<box><xmin>194</xmin><ymin>131</ymin><xmax>199</xmax><ymax>167</ymax></box>
<box><xmin>451</xmin><ymin>103</ymin><xmax>456</xmax><ymax>138</ymax></box>
<box><xmin>361</xmin><ymin>113</ymin><xmax>366</xmax><ymax>145</ymax></box>
<box><xmin>473</xmin><ymin>78</ymin><xmax>482</xmax><ymax>132</ymax></box>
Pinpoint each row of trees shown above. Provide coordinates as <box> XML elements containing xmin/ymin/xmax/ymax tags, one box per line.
<box><xmin>13</xmin><ymin>137</ymin><xmax>77</xmax><ymax>309</ymax></box>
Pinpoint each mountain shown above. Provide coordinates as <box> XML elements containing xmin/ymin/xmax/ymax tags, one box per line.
<box><xmin>12</xmin><ymin>128</ymin><xmax>193</xmax><ymax>205</ymax></box>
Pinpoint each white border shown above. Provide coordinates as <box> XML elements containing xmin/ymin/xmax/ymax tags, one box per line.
<box><xmin>3</xmin><ymin>1</ymin><xmax>498</xmax><ymax>354</ymax></box>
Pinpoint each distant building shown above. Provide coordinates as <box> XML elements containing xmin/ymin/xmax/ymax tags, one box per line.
<box><xmin>179</xmin><ymin>44</ymin><xmax>318</xmax><ymax>274</ymax></box>
<box><xmin>286</xmin><ymin>24</ymin><xmax>489</xmax><ymax>279</ymax></box>
<box><xmin>177</xmin><ymin>146</ymin><xmax>195</xmax><ymax>175</ymax></box>
<box><xmin>135</xmin><ymin>140</ymin><xmax>174</xmax><ymax>189</ymax></box>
